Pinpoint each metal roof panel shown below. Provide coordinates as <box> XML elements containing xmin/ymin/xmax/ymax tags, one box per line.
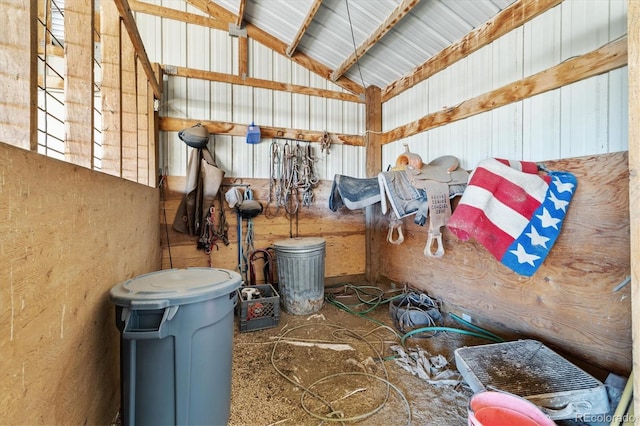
<box><xmin>208</xmin><ymin>0</ymin><xmax>518</xmax><ymax>90</ymax></box>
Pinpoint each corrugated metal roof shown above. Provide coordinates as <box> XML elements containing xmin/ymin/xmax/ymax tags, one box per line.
<box><xmin>207</xmin><ymin>0</ymin><xmax>517</xmax><ymax>91</ymax></box>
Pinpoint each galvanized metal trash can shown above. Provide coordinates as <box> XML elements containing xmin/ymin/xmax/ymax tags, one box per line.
<box><xmin>109</xmin><ymin>267</ymin><xmax>241</xmax><ymax>426</ymax></box>
<box><xmin>273</xmin><ymin>237</ymin><xmax>326</xmax><ymax>315</ymax></box>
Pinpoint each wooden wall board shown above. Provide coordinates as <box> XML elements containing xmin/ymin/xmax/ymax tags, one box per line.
<box><xmin>160</xmin><ymin>177</ymin><xmax>366</xmax><ymax>279</ymax></box>
<box><xmin>379</xmin><ymin>152</ymin><xmax>631</xmax><ymax>374</ymax></box>
<box><xmin>121</xmin><ymin>25</ymin><xmax>138</xmax><ymax>182</ymax></box>
<box><xmin>101</xmin><ymin>0</ymin><xmax>123</xmax><ymax>177</ymax></box>
<box><xmin>137</xmin><ymin>62</ymin><xmax>150</xmax><ymax>185</ymax></box>
<box><xmin>0</xmin><ymin>0</ymin><xmax>37</xmax><ymax>150</ymax></box>
<box><xmin>0</xmin><ymin>142</ymin><xmax>161</xmax><ymax>424</ymax></box>
<box><xmin>64</xmin><ymin>0</ymin><xmax>94</xmax><ymax>168</ymax></box>
<box><xmin>628</xmin><ymin>0</ymin><xmax>639</xmax><ymax>411</ymax></box>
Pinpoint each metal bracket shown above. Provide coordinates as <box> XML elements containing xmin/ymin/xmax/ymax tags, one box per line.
<box><xmin>228</xmin><ymin>23</ymin><xmax>247</xmax><ymax>37</ymax></box>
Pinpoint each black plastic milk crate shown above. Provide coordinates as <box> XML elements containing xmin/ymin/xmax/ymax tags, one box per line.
<box><xmin>237</xmin><ymin>284</ymin><xmax>280</xmax><ymax>332</ymax></box>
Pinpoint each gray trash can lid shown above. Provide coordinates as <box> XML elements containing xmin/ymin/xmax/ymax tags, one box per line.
<box><xmin>273</xmin><ymin>237</ymin><xmax>326</xmax><ymax>251</ymax></box>
<box><xmin>110</xmin><ymin>267</ymin><xmax>241</xmax><ymax>309</ymax></box>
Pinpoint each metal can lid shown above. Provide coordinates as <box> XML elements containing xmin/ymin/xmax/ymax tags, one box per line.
<box><xmin>273</xmin><ymin>237</ymin><xmax>326</xmax><ymax>250</ymax></box>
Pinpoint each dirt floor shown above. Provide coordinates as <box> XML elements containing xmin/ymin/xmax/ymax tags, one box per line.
<box><xmin>229</xmin><ymin>284</ymin><xmax>491</xmax><ymax>426</ymax></box>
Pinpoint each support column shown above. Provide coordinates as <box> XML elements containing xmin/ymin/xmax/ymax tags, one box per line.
<box><xmin>628</xmin><ymin>0</ymin><xmax>639</xmax><ymax>417</ymax></box>
<box><xmin>365</xmin><ymin>85</ymin><xmax>382</xmax><ymax>284</ymax></box>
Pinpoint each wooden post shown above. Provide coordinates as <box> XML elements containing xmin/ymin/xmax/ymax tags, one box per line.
<box><xmin>101</xmin><ymin>0</ymin><xmax>123</xmax><ymax>177</ymax></box>
<box><xmin>365</xmin><ymin>86</ymin><xmax>382</xmax><ymax>284</ymax></box>
<box><xmin>0</xmin><ymin>0</ymin><xmax>37</xmax><ymax>150</ymax></box>
<box><xmin>121</xmin><ymin>21</ymin><xmax>138</xmax><ymax>182</ymax></box>
<box><xmin>64</xmin><ymin>0</ymin><xmax>95</xmax><ymax>168</ymax></box>
<box><xmin>151</xmin><ymin>63</ymin><xmax>163</xmax><ymax>186</ymax></box>
<box><xmin>238</xmin><ymin>35</ymin><xmax>248</xmax><ymax>78</ymax></box>
<box><xmin>628</xmin><ymin>0</ymin><xmax>639</xmax><ymax>417</ymax></box>
<box><xmin>137</xmin><ymin>59</ymin><xmax>149</xmax><ymax>185</ymax></box>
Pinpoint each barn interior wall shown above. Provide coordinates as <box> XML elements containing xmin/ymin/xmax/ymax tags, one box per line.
<box><xmin>376</xmin><ymin>1</ymin><xmax>631</xmax><ymax>374</ymax></box>
<box><xmin>382</xmin><ymin>0</ymin><xmax>629</xmax><ymax>168</ymax></box>
<box><xmin>137</xmin><ymin>2</ymin><xmax>369</xmax><ymax>277</ymax></box>
<box><xmin>378</xmin><ymin>152</ymin><xmax>631</xmax><ymax>374</ymax></box>
<box><xmin>138</xmin><ymin>0</ymin><xmax>631</xmax><ymax>373</ymax></box>
<box><xmin>0</xmin><ymin>142</ymin><xmax>161</xmax><ymax>424</ymax></box>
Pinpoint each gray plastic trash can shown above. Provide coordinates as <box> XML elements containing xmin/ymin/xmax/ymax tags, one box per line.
<box><xmin>274</xmin><ymin>237</ymin><xmax>326</xmax><ymax>315</ymax></box>
<box><xmin>109</xmin><ymin>267</ymin><xmax>241</xmax><ymax>426</ymax></box>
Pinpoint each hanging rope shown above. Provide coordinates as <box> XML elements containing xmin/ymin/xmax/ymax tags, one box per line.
<box><xmin>265</xmin><ymin>141</ymin><xmax>283</xmax><ymax>218</ymax></box>
<box><xmin>267</xmin><ymin>139</ymin><xmax>319</xmax><ymax>229</ymax></box>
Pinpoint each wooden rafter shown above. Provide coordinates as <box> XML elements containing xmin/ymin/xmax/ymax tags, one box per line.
<box><xmin>382</xmin><ymin>0</ymin><xmax>563</xmax><ymax>102</ymax></box>
<box><xmin>162</xmin><ymin>64</ymin><xmax>364</xmax><ymax>103</ymax></box>
<box><xmin>286</xmin><ymin>0</ymin><xmax>323</xmax><ymax>57</ymax></box>
<box><xmin>331</xmin><ymin>0</ymin><xmax>420</xmax><ymax>82</ymax></box>
<box><xmin>235</xmin><ymin>0</ymin><xmax>246</xmax><ymax>27</ymax></box>
<box><xmin>382</xmin><ymin>37</ymin><xmax>628</xmax><ymax>144</ymax></box>
<box><xmin>184</xmin><ymin>0</ymin><xmax>364</xmax><ymax>95</ymax></box>
<box><xmin>114</xmin><ymin>0</ymin><xmax>162</xmax><ymax>98</ymax></box>
<box><xmin>129</xmin><ymin>0</ymin><xmax>226</xmax><ymax>31</ymax></box>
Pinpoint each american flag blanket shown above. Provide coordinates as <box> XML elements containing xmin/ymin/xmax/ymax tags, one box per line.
<box><xmin>446</xmin><ymin>158</ymin><xmax>577</xmax><ymax>276</ymax></box>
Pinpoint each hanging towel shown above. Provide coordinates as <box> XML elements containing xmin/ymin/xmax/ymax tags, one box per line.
<box><xmin>447</xmin><ymin>158</ymin><xmax>577</xmax><ymax>276</ymax></box>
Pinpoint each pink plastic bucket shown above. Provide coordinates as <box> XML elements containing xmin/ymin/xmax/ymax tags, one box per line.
<box><xmin>468</xmin><ymin>391</ymin><xmax>555</xmax><ymax>426</ymax></box>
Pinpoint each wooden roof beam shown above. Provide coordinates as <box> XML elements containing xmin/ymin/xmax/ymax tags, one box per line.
<box><xmin>235</xmin><ymin>0</ymin><xmax>246</xmax><ymax>27</ymax></box>
<box><xmin>382</xmin><ymin>0</ymin><xmax>563</xmax><ymax>102</ymax></box>
<box><xmin>129</xmin><ymin>0</ymin><xmax>227</xmax><ymax>31</ymax></box>
<box><xmin>162</xmin><ymin>64</ymin><xmax>363</xmax><ymax>103</ymax></box>
<box><xmin>286</xmin><ymin>0</ymin><xmax>323</xmax><ymax>57</ymax></box>
<box><xmin>331</xmin><ymin>0</ymin><xmax>420</xmax><ymax>82</ymax></box>
<box><xmin>185</xmin><ymin>0</ymin><xmax>364</xmax><ymax>95</ymax></box>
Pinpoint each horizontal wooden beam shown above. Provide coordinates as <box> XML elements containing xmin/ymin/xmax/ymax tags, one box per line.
<box><xmin>162</xmin><ymin>65</ymin><xmax>364</xmax><ymax>103</ymax></box>
<box><xmin>114</xmin><ymin>0</ymin><xmax>162</xmax><ymax>98</ymax></box>
<box><xmin>129</xmin><ymin>0</ymin><xmax>227</xmax><ymax>31</ymax></box>
<box><xmin>382</xmin><ymin>0</ymin><xmax>563</xmax><ymax>102</ymax></box>
<box><xmin>382</xmin><ymin>37</ymin><xmax>628</xmax><ymax>144</ymax></box>
<box><xmin>159</xmin><ymin>116</ymin><xmax>365</xmax><ymax>147</ymax></box>
<box><xmin>185</xmin><ymin>0</ymin><xmax>364</xmax><ymax>96</ymax></box>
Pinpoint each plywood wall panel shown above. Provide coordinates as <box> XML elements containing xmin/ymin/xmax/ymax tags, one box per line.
<box><xmin>0</xmin><ymin>142</ymin><xmax>161</xmax><ymax>424</ymax></box>
<box><xmin>160</xmin><ymin>177</ymin><xmax>366</xmax><ymax>279</ymax></box>
<box><xmin>379</xmin><ymin>152</ymin><xmax>630</xmax><ymax>373</ymax></box>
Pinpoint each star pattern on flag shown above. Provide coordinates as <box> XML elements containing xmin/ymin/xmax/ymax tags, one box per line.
<box><xmin>548</xmin><ymin>191</ymin><xmax>569</xmax><ymax>212</ymax></box>
<box><xmin>554</xmin><ymin>177</ymin><xmax>575</xmax><ymax>194</ymax></box>
<box><xmin>525</xmin><ymin>226</ymin><xmax>550</xmax><ymax>248</ymax></box>
<box><xmin>537</xmin><ymin>208</ymin><xmax>561</xmax><ymax>229</ymax></box>
<box><xmin>510</xmin><ymin>243</ymin><xmax>540</xmax><ymax>266</ymax></box>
